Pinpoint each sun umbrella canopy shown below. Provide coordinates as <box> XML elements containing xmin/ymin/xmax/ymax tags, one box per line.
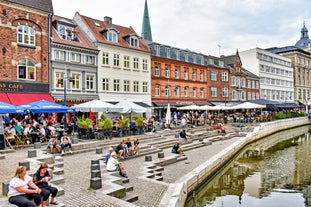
<box><xmin>19</xmin><ymin>100</ymin><xmax>75</xmax><ymax>113</ymax></box>
<box><xmin>165</xmin><ymin>103</ymin><xmax>171</xmax><ymax>126</ymax></box>
<box><xmin>115</xmin><ymin>100</ymin><xmax>147</xmax><ymax>114</ymax></box>
<box><xmin>231</xmin><ymin>102</ymin><xmax>266</xmax><ymax>110</ymax></box>
<box><xmin>177</xmin><ymin>104</ymin><xmax>200</xmax><ymax>110</ymax></box>
<box><xmin>0</xmin><ymin>101</ymin><xmax>25</xmax><ymax>114</ymax></box>
<box><xmin>72</xmin><ymin>100</ymin><xmax>122</xmax><ymax>113</ymax></box>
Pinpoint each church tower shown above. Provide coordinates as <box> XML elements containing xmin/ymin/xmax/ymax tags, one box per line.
<box><xmin>141</xmin><ymin>0</ymin><xmax>153</xmax><ymax>41</ymax></box>
<box><xmin>295</xmin><ymin>21</ymin><xmax>311</xmax><ymax>50</ymax></box>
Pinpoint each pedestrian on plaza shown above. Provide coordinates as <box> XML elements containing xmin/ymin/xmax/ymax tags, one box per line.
<box><xmin>7</xmin><ymin>166</ymin><xmax>42</xmax><ymax>207</ymax></box>
<box><xmin>33</xmin><ymin>163</ymin><xmax>58</xmax><ymax>206</ymax></box>
<box><xmin>105</xmin><ymin>147</ymin><xmax>114</xmax><ymax>165</ymax></box>
<box><xmin>60</xmin><ymin>132</ymin><xmax>72</xmax><ymax>155</ymax></box>
<box><xmin>171</xmin><ymin>141</ymin><xmax>184</xmax><ymax>154</ymax></box>
<box><xmin>106</xmin><ymin>152</ymin><xmax>128</xmax><ymax>178</ymax></box>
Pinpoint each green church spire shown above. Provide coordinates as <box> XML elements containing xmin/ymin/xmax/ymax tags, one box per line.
<box><xmin>141</xmin><ymin>0</ymin><xmax>152</xmax><ymax>41</ymax></box>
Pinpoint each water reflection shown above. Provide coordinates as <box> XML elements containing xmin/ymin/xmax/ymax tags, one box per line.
<box><xmin>186</xmin><ymin>126</ymin><xmax>311</xmax><ymax>207</ymax></box>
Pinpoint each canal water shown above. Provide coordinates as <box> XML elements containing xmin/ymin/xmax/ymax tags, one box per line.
<box><xmin>185</xmin><ymin>125</ymin><xmax>311</xmax><ymax>207</ymax></box>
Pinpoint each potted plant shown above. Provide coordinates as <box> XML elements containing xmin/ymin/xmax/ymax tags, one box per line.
<box><xmin>98</xmin><ymin>115</ymin><xmax>113</xmax><ymax>139</ymax></box>
<box><xmin>76</xmin><ymin>115</ymin><xmax>93</xmax><ymax>138</ymax></box>
<box><xmin>135</xmin><ymin>115</ymin><xmax>144</xmax><ymax>135</ymax></box>
<box><xmin>119</xmin><ymin>117</ymin><xmax>130</xmax><ymax>137</ymax></box>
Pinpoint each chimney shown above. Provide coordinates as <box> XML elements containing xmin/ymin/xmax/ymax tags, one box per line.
<box><xmin>104</xmin><ymin>16</ymin><xmax>112</xmax><ymax>24</ymax></box>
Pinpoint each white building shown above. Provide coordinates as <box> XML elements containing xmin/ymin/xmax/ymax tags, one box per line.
<box><xmin>73</xmin><ymin>13</ymin><xmax>152</xmax><ymax>107</ymax></box>
<box><xmin>239</xmin><ymin>48</ymin><xmax>294</xmax><ymax>102</ymax></box>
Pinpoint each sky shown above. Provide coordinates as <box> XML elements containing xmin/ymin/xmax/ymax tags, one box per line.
<box><xmin>52</xmin><ymin>0</ymin><xmax>311</xmax><ymax>57</ymax></box>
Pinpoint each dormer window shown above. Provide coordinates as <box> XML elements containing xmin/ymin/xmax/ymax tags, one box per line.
<box><xmin>107</xmin><ymin>31</ymin><xmax>118</xmax><ymax>43</ymax></box>
<box><xmin>130</xmin><ymin>36</ymin><xmax>139</xmax><ymax>47</ymax></box>
<box><xmin>58</xmin><ymin>24</ymin><xmax>79</xmax><ymax>42</ymax></box>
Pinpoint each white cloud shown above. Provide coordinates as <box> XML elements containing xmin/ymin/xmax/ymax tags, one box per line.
<box><xmin>52</xmin><ymin>0</ymin><xmax>311</xmax><ymax>56</ymax></box>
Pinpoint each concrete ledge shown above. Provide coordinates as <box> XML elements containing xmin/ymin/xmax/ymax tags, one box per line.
<box><xmin>145</xmin><ymin>155</ymin><xmax>152</xmax><ymax>162</ymax></box>
<box><xmin>34</xmin><ymin>142</ymin><xmax>41</xmax><ymax>149</ymax></box>
<box><xmin>19</xmin><ymin>161</ymin><xmax>30</xmax><ymax>170</ymax></box>
<box><xmin>28</xmin><ymin>149</ymin><xmax>37</xmax><ymax>158</ymax></box>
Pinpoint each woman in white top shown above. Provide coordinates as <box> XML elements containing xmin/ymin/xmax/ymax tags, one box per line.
<box><xmin>8</xmin><ymin>166</ymin><xmax>42</xmax><ymax>207</ymax></box>
<box><xmin>106</xmin><ymin>152</ymin><xmax>128</xmax><ymax>178</ymax></box>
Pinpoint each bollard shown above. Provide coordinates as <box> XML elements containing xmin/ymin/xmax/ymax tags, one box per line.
<box><xmin>91</xmin><ymin>159</ymin><xmax>100</xmax><ymax>165</ymax></box>
<box><xmin>91</xmin><ymin>169</ymin><xmax>101</xmax><ymax>178</ymax></box>
<box><xmin>145</xmin><ymin>155</ymin><xmax>152</xmax><ymax>162</ymax></box>
<box><xmin>34</xmin><ymin>142</ymin><xmax>41</xmax><ymax>149</ymax></box>
<box><xmin>158</xmin><ymin>152</ymin><xmax>164</xmax><ymax>158</ymax></box>
<box><xmin>91</xmin><ymin>164</ymin><xmax>100</xmax><ymax>171</ymax></box>
<box><xmin>191</xmin><ymin>131</ymin><xmax>195</xmax><ymax>134</ymax></box>
<box><xmin>2</xmin><ymin>181</ymin><xmax>9</xmax><ymax>196</ymax></box>
<box><xmin>95</xmin><ymin>147</ymin><xmax>103</xmax><ymax>154</ymax></box>
<box><xmin>19</xmin><ymin>161</ymin><xmax>30</xmax><ymax>170</ymax></box>
<box><xmin>28</xmin><ymin>149</ymin><xmax>37</xmax><ymax>158</ymax></box>
<box><xmin>90</xmin><ymin>177</ymin><xmax>102</xmax><ymax>189</ymax></box>
<box><xmin>72</xmin><ymin>137</ymin><xmax>79</xmax><ymax>144</ymax></box>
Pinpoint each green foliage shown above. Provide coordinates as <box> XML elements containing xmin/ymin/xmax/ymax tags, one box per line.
<box><xmin>119</xmin><ymin>117</ymin><xmax>130</xmax><ymax>128</ymax></box>
<box><xmin>135</xmin><ymin>115</ymin><xmax>144</xmax><ymax>127</ymax></box>
<box><xmin>98</xmin><ymin>118</ymin><xmax>113</xmax><ymax>129</ymax></box>
<box><xmin>76</xmin><ymin>115</ymin><xmax>93</xmax><ymax>129</ymax></box>
<box><xmin>100</xmin><ymin>114</ymin><xmax>107</xmax><ymax>121</ymax></box>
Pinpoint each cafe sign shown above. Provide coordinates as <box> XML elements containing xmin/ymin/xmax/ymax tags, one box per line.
<box><xmin>0</xmin><ymin>81</ymin><xmax>49</xmax><ymax>92</ymax></box>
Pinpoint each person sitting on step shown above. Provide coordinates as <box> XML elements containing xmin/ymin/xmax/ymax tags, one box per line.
<box><xmin>179</xmin><ymin>129</ymin><xmax>190</xmax><ymax>141</ymax></box>
<box><xmin>60</xmin><ymin>132</ymin><xmax>72</xmax><ymax>155</ymax></box>
<box><xmin>171</xmin><ymin>141</ymin><xmax>184</xmax><ymax>155</ymax></box>
<box><xmin>106</xmin><ymin>152</ymin><xmax>128</xmax><ymax>178</ymax></box>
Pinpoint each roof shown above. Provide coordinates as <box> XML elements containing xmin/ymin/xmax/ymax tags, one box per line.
<box><xmin>51</xmin><ymin>15</ymin><xmax>98</xmax><ymax>51</ymax></box>
<box><xmin>266</xmin><ymin>46</ymin><xmax>311</xmax><ymax>56</ymax></box>
<box><xmin>77</xmin><ymin>13</ymin><xmax>151</xmax><ymax>53</ymax></box>
<box><xmin>295</xmin><ymin>23</ymin><xmax>311</xmax><ymax>49</ymax></box>
<box><xmin>6</xmin><ymin>0</ymin><xmax>53</xmax><ymax>13</ymax></box>
<box><xmin>141</xmin><ymin>0</ymin><xmax>152</xmax><ymax>41</ymax></box>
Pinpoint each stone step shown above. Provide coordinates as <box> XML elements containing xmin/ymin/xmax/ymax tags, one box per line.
<box><xmin>123</xmin><ymin>183</ymin><xmax>134</xmax><ymax>192</ymax></box>
<box><xmin>155</xmin><ymin>175</ymin><xmax>164</xmax><ymax>181</ymax></box>
<box><xmin>50</xmin><ymin>175</ymin><xmax>65</xmax><ymax>185</ymax></box>
<box><xmin>50</xmin><ymin>183</ymin><xmax>65</xmax><ymax>196</ymax></box>
<box><xmin>0</xmin><ymin>198</ymin><xmax>65</xmax><ymax>207</ymax></box>
<box><xmin>53</xmin><ymin>161</ymin><xmax>64</xmax><ymax>168</ymax></box>
<box><xmin>53</xmin><ymin>168</ymin><xmax>64</xmax><ymax>175</ymax></box>
<box><xmin>122</xmin><ymin>192</ymin><xmax>138</xmax><ymax>203</ymax></box>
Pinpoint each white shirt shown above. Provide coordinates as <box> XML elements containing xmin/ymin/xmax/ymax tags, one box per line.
<box><xmin>7</xmin><ymin>175</ymin><xmax>32</xmax><ymax>197</ymax></box>
<box><xmin>106</xmin><ymin>156</ymin><xmax>119</xmax><ymax>171</ymax></box>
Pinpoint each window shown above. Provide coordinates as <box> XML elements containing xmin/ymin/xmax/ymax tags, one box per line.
<box><xmin>154</xmin><ymin>66</ymin><xmax>160</xmax><ymax>76</ymax></box>
<box><xmin>200</xmin><ymin>88</ymin><xmax>204</xmax><ymax>98</ymax></box>
<box><xmin>165</xmin><ymin>67</ymin><xmax>170</xmax><ymax>78</ymax></box>
<box><xmin>231</xmin><ymin>76</ymin><xmax>236</xmax><ymax>86</ymax></box>
<box><xmin>184</xmin><ymin>87</ymin><xmax>189</xmax><ymax>97</ymax></box>
<box><xmin>142</xmin><ymin>59</ymin><xmax>148</xmax><ymax>71</ymax></box>
<box><xmin>18</xmin><ymin>59</ymin><xmax>35</xmax><ymax>80</ymax></box>
<box><xmin>107</xmin><ymin>31</ymin><xmax>118</xmax><ymax>43</ymax></box>
<box><xmin>58</xmin><ymin>25</ymin><xmax>77</xmax><ymax>41</ymax></box>
<box><xmin>165</xmin><ymin>85</ymin><xmax>170</xmax><ymax>97</ymax></box>
<box><xmin>185</xmin><ymin>53</ymin><xmax>189</xmax><ymax>62</ymax></box>
<box><xmin>175</xmin><ymin>50</ymin><xmax>180</xmax><ymax>60</ymax></box>
<box><xmin>192</xmin><ymin>88</ymin><xmax>197</xmax><ymax>98</ymax></box>
<box><xmin>155</xmin><ymin>85</ymin><xmax>160</xmax><ymax>96</ymax></box>
<box><xmin>133</xmin><ymin>57</ymin><xmax>139</xmax><ymax>69</ymax></box>
<box><xmin>70</xmin><ymin>53</ymin><xmax>81</xmax><ymax>62</ymax></box>
<box><xmin>143</xmin><ymin>82</ymin><xmax>148</xmax><ymax>92</ymax></box>
<box><xmin>222</xmin><ymin>72</ymin><xmax>228</xmax><ymax>81</ymax></box>
<box><xmin>222</xmin><ymin>88</ymin><xmax>228</xmax><ymax>97</ymax></box>
<box><xmin>113</xmin><ymin>54</ymin><xmax>120</xmax><ymax>67</ymax></box>
<box><xmin>192</xmin><ymin>71</ymin><xmax>196</xmax><ymax>81</ymax></box>
<box><xmin>175</xmin><ymin>68</ymin><xmax>179</xmax><ymax>79</ymax></box>
<box><xmin>248</xmin><ymin>92</ymin><xmax>251</xmax><ymax>100</ymax></box>
<box><xmin>211</xmin><ymin>87</ymin><xmax>217</xmax><ymax>97</ymax></box>
<box><xmin>85</xmin><ymin>55</ymin><xmax>95</xmax><ymax>65</ymax></box>
<box><xmin>248</xmin><ymin>80</ymin><xmax>251</xmax><ymax>88</ymax></box>
<box><xmin>155</xmin><ymin>45</ymin><xmax>160</xmax><ymax>56</ymax></box>
<box><xmin>102</xmin><ymin>78</ymin><xmax>109</xmax><ymax>91</ymax></box>
<box><xmin>114</xmin><ymin>79</ymin><xmax>120</xmax><ymax>91</ymax></box>
<box><xmin>200</xmin><ymin>71</ymin><xmax>204</xmax><ymax>81</ymax></box>
<box><xmin>175</xmin><ymin>86</ymin><xmax>180</xmax><ymax>97</ymax></box>
<box><xmin>133</xmin><ymin>81</ymin><xmax>139</xmax><ymax>92</ymax></box>
<box><xmin>70</xmin><ymin>73</ymin><xmax>80</xmax><ymax>89</ymax></box>
<box><xmin>102</xmin><ymin>52</ymin><xmax>109</xmax><ymax>65</ymax></box>
<box><xmin>55</xmin><ymin>72</ymin><xmax>65</xmax><ymax>88</ymax></box>
<box><xmin>165</xmin><ymin>47</ymin><xmax>170</xmax><ymax>58</ymax></box>
<box><xmin>54</xmin><ymin>50</ymin><xmax>65</xmax><ymax>61</ymax></box>
<box><xmin>184</xmin><ymin>70</ymin><xmax>188</xmax><ymax>80</ymax></box>
<box><xmin>17</xmin><ymin>25</ymin><xmax>35</xmax><ymax>46</ymax></box>
<box><xmin>124</xmin><ymin>56</ymin><xmax>130</xmax><ymax>68</ymax></box>
<box><xmin>124</xmin><ymin>80</ymin><xmax>130</xmax><ymax>92</ymax></box>
<box><xmin>211</xmin><ymin>71</ymin><xmax>217</xmax><ymax>81</ymax></box>
<box><xmin>241</xmin><ymin>78</ymin><xmax>245</xmax><ymax>87</ymax></box>
<box><xmin>130</xmin><ymin>37</ymin><xmax>138</xmax><ymax>47</ymax></box>
<box><xmin>85</xmin><ymin>75</ymin><xmax>94</xmax><ymax>90</ymax></box>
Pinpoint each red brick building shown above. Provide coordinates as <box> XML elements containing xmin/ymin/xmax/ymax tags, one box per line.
<box><xmin>0</xmin><ymin>0</ymin><xmax>53</xmax><ymax>104</ymax></box>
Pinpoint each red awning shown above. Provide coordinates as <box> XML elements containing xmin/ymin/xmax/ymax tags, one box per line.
<box><xmin>7</xmin><ymin>93</ymin><xmax>54</xmax><ymax>105</ymax></box>
<box><xmin>0</xmin><ymin>93</ymin><xmax>10</xmax><ymax>103</ymax></box>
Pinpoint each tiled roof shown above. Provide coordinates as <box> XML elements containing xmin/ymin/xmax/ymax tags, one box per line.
<box><xmin>78</xmin><ymin>13</ymin><xmax>150</xmax><ymax>53</ymax></box>
<box><xmin>7</xmin><ymin>0</ymin><xmax>53</xmax><ymax>13</ymax></box>
<box><xmin>51</xmin><ymin>15</ymin><xmax>98</xmax><ymax>51</ymax></box>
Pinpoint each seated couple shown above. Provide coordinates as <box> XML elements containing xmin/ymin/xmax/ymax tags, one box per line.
<box><xmin>106</xmin><ymin>151</ymin><xmax>128</xmax><ymax>178</ymax></box>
